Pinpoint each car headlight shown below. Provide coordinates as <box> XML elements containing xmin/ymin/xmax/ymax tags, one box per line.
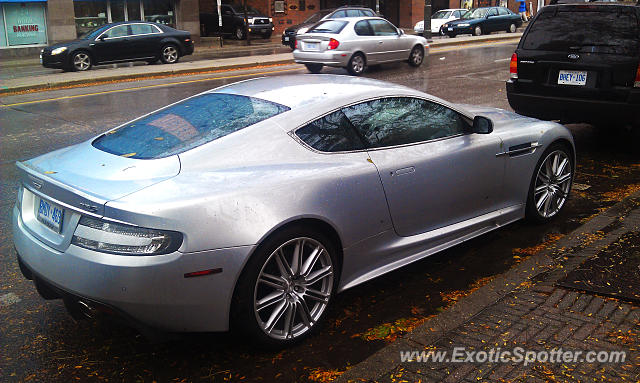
<box><xmin>297</xmin><ymin>27</ymin><xmax>308</xmax><ymax>34</ymax></box>
<box><xmin>443</xmin><ymin>24</ymin><xmax>449</xmax><ymax>28</ymax></box>
<box><xmin>458</xmin><ymin>23</ymin><xmax>470</xmax><ymax>27</ymax></box>
<box><xmin>72</xmin><ymin>216</ymin><xmax>183</xmax><ymax>256</ymax></box>
<box><xmin>51</xmin><ymin>47</ymin><xmax>67</xmax><ymax>55</ymax></box>
<box><xmin>269</xmin><ymin>17</ymin><xmax>273</xmax><ymax>22</ymax></box>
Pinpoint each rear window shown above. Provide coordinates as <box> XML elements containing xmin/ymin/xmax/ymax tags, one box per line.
<box><xmin>308</xmin><ymin>20</ymin><xmax>348</xmax><ymax>33</ymax></box>
<box><xmin>522</xmin><ymin>7</ymin><xmax>639</xmax><ymax>55</ymax></box>
<box><xmin>93</xmin><ymin>93</ymin><xmax>289</xmax><ymax>159</ymax></box>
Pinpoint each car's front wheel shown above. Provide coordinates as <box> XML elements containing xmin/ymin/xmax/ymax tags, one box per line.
<box><xmin>507</xmin><ymin>23</ymin><xmax>517</xmax><ymax>33</ymax></box>
<box><xmin>526</xmin><ymin>143</ymin><xmax>574</xmax><ymax>223</ymax></box>
<box><xmin>448</xmin><ymin>33</ymin><xmax>457</xmax><ymax>38</ymax></box>
<box><xmin>474</xmin><ymin>26</ymin><xmax>483</xmax><ymax>36</ymax></box>
<box><xmin>347</xmin><ymin>53</ymin><xmax>366</xmax><ymax>76</ymax></box>
<box><xmin>236</xmin><ymin>26</ymin><xmax>246</xmax><ymax>40</ymax></box>
<box><xmin>233</xmin><ymin>226</ymin><xmax>338</xmax><ymax>346</ymax></box>
<box><xmin>408</xmin><ymin>46</ymin><xmax>424</xmax><ymax>67</ymax></box>
<box><xmin>160</xmin><ymin>44</ymin><xmax>179</xmax><ymax>64</ymax></box>
<box><xmin>71</xmin><ymin>51</ymin><xmax>92</xmax><ymax>71</ymax></box>
<box><xmin>305</xmin><ymin>63</ymin><xmax>323</xmax><ymax>74</ymax></box>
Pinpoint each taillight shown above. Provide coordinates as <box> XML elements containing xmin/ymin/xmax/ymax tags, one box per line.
<box><xmin>328</xmin><ymin>38</ymin><xmax>340</xmax><ymax>50</ymax></box>
<box><xmin>634</xmin><ymin>61</ymin><xmax>640</xmax><ymax>88</ymax></box>
<box><xmin>294</xmin><ymin>39</ymin><xmax>298</xmax><ymax>49</ymax></box>
<box><xmin>509</xmin><ymin>53</ymin><xmax>518</xmax><ymax>79</ymax></box>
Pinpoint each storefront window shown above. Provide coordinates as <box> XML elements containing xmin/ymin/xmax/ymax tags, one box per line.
<box><xmin>127</xmin><ymin>0</ymin><xmax>141</xmax><ymax>20</ymax></box>
<box><xmin>74</xmin><ymin>0</ymin><xmax>108</xmax><ymax>37</ymax></box>
<box><xmin>143</xmin><ymin>0</ymin><xmax>173</xmax><ymax>26</ymax></box>
<box><xmin>3</xmin><ymin>2</ymin><xmax>47</xmax><ymax>46</ymax></box>
<box><xmin>0</xmin><ymin>6</ymin><xmax>6</xmax><ymax>46</ymax></box>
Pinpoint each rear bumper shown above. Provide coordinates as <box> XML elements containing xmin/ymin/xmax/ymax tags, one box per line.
<box><xmin>12</xmin><ymin>204</ymin><xmax>254</xmax><ymax>333</ymax></box>
<box><xmin>506</xmin><ymin>80</ymin><xmax>640</xmax><ymax>124</ymax></box>
<box><xmin>293</xmin><ymin>50</ymin><xmax>351</xmax><ymax>67</ymax></box>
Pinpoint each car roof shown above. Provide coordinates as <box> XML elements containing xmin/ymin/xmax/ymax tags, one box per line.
<box><xmin>210</xmin><ymin>74</ymin><xmax>420</xmax><ymax>111</ymax></box>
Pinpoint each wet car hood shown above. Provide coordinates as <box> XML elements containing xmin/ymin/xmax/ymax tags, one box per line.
<box><xmin>448</xmin><ymin>17</ymin><xmax>484</xmax><ymax>25</ymax></box>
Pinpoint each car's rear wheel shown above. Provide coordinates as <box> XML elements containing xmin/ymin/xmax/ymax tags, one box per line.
<box><xmin>526</xmin><ymin>143</ymin><xmax>574</xmax><ymax>223</ymax></box>
<box><xmin>233</xmin><ymin>226</ymin><xmax>338</xmax><ymax>346</ymax></box>
<box><xmin>160</xmin><ymin>44</ymin><xmax>179</xmax><ymax>64</ymax></box>
<box><xmin>507</xmin><ymin>23</ymin><xmax>517</xmax><ymax>33</ymax></box>
<box><xmin>347</xmin><ymin>53</ymin><xmax>366</xmax><ymax>76</ymax></box>
<box><xmin>236</xmin><ymin>26</ymin><xmax>246</xmax><ymax>40</ymax></box>
<box><xmin>305</xmin><ymin>63</ymin><xmax>323</xmax><ymax>74</ymax></box>
<box><xmin>408</xmin><ymin>46</ymin><xmax>424</xmax><ymax>67</ymax></box>
<box><xmin>71</xmin><ymin>51</ymin><xmax>92</xmax><ymax>71</ymax></box>
<box><xmin>474</xmin><ymin>26</ymin><xmax>483</xmax><ymax>36</ymax></box>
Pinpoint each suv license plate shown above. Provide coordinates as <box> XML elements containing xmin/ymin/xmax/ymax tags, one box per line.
<box><xmin>37</xmin><ymin>197</ymin><xmax>64</xmax><ymax>233</ymax></box>
<box><xmin>558</xmin><ymin>70</ymin><xmax>587</xmax><ymax>86</ymax></box>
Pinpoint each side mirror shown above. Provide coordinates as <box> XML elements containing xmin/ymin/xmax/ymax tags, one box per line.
<box><xmin>398</xmin><ymin>28</ymin><xmax>405</xmax><ymax>35</ymax></box>
<box><xmin>472</xmin><ymin>116</ymin><xmax>493</xmax><ymax>134</ymax></box>
<box><xmin>99</xmin><ymin>35</ymin><xmax>107</xmax><ymax>41</ymax></box>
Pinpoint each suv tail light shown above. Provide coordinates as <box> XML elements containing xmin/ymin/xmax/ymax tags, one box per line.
<box><xmin>294</xmin><ymin>39</ymin><xmax>298</xmax><ymax>49</ymax></box>
<box><xmin>328</xmin><ymin>38</ymin><xmax>340</xmax><ymax>50</ymax></box>
<box><xmin>635</xmin><ymin>61</ymin><xmax>640</xmax><ymax>88</ymax></box>
<box><xmin>509</xmin><ymin>53</ymin><xmax>518</xmax><ymax>79</ymax></box>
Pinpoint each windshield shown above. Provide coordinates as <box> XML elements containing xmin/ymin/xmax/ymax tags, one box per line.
<box><xmin>81</xmin><ymin>25</ymin><xmax>109</xmax><ymax>40</ymax></box>
<box><xmin>522</xmin><ymin>8</ymin><xmax>639</xmax><ymax>55</ymax></box>
<box><xmin>433</xmin><ymin>11</ymin><xmax>452</xmax><ymax>19</ymax></box>
<box><xmin>92</xmin><ymin>93</ymin><xmax>289</xmax><ymax>159</ymax></box>
<box><xmin>304</xmin><ymin>10</ymin><xmax>332</xmax><ymax>24</ymax></box>
<box><xmin>462</xmin><ymin>8</ymin><xmax>489</xmax><ymax>19</ymax></box>
<box><xmin>307</xmin><ymin>20</ymin><xmax>348</xmax><ymax>34</ymax></box>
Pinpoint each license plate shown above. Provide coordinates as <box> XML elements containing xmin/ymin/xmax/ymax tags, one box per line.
<box><xmin>304</xmin><ymin>42</ymin><xmax>319</xmax><ymax>51</ymax></box>
<box><xmin>284</xmin><ymin>36</ymin><xmax>289</xmax><ymax>41</ymax></box>
<box><xmin>448</xmin><ymin>27</ymin><xmax>453</xmax><ymax>31</ymax></box>
<box><xmin>558</xmin><ymin>70</ymin><xmax>587</xmax><ymax>86</ymax></box>
<box><xmin>37</xmin><ymin>197</ymin><xmax>64</xmax><ymax>233</ymax></box>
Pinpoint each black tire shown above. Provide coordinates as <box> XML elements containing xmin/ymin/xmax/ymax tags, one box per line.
<box><xmin>305</xmin><ymin>63</ymin><xmax>323</xmax><ymax>74</ymax></box>
<box><xmin>439</xmin><ymin>28</ymin><xmax>446</xmax><ymax>36</ymax></box>
<box><xmin>235</xmin><ymin>26</ymin><xmax>246</xmax><ymax>40</ymax></box>
<box><xmin>160</xmin><ymin>44</ymin><xmax>180</xmax><ymax>64</ymax></box>
<box><xmin>448</xmin><ymin>33</ymin><xmax>456</xmax><ymax>38</ymax></box>
<box><xmin>347</xmin><ymin>53</ymin><xmax>366</xmax><ymax>76</ymax></box>
<box><xmin>232</xmin><ymin>225</ymin><xmax>339</xmax><ymax>347</ymax></box>
<box><xmin>507</xmin><ymin>23</ymin><xmax>517</xmax><ymax>33</ymax></box>
<box><xmin>525</xmin><ymin>142</ymin><xmax>574</xmax><ymax>223</ymax></box>
<box><xmin>473</xmin><ymin>25</ymin><xmax>483</xmax><ymax>36</ymax></box>
<box><xmin>70</xmin><ymin>51</ymin><xmax>92</xmax><ymax>71</ymax></box>
<box><xmin>408</xmin><ymin>45</ymin><xmax>424</xmax><ymax>67</ymax></box>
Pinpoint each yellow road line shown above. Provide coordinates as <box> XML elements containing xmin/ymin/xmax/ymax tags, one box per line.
<box><xmin>0</xmin><ymin>67</ymin><xmax>302</xmax><ymax>108</ymax></box>
<box><xmin>0</xmin><ymin>39</ymin><xmax>518</xmax><ymax>108</ymax></box>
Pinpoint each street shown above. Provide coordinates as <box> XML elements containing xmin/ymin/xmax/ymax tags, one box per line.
<box><xmin>1</xmin><ymin>41</ymin><xmax>639</xmax><ymax>382</ymax></box>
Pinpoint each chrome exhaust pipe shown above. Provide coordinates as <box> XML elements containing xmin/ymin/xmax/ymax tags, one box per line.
<box><xmin>63</xmin><ymin>299</ymin><xmax>96</xmax><ymax>321</ymax></box>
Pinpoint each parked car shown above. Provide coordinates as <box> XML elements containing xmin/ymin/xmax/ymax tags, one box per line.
<box><xmin>442</xmin><ymin>7</ymin><xmax>522</xmax><ymax>37</ymax></box>
<box><xmin>40</xmin><ymin>21</ymin><xmax>193</xmax><ymax>72</ymax></box>
<box><xmin>282</xmin><ymin>6</ymin><xmax>377</xmax><ymax>49</ymax></box>
<box><xmin>13</xmin><ymin>75</ymin><xmax>575</xmax><ymax>346</ymax></box>
<box><xmin>200</xmin><ymin>3</ymin><xmax>273</xmax><ymax>40</ymax></box>
<box><xmin>507</xmin><ymin>3</ymin><xmax>640</xmax><ymax>126</ymax></box>
<box><xmin>413</xmin><ymin>8</ymin><xmax>467</xmax><ymax>35</ymax></box>
<box><xmin>294</xmin><ymin>17</ymin><xmax>429</xmax><ymax>75</ymax></box>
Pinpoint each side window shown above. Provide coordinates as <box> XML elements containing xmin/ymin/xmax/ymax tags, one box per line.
<box><xmin>130</xmin><ymin>24</ymin><xmax>155</xmax><ymax>35</ymax></box>
<box><xmin>369</xmin><ymin>19</ymin><xmax>398</xmax><ymax>36</ymax></box>
<box><xmin>295</xmin><ymin>110</ymin><xmax>365</xmax><ymax>152</ymax></box>
<box><xmin>362</xmin><ymin>10</ymin><xmax>375</xmax><ymax>17</ymax></box>
<box><xmin>332</xmin><ymin>10</ymin><xmax>347</xmax><ymax>18</ymax></box>
<box><xmin>498</xmin><ymin>8</ymin><xmax>509</xmax><ymax>16</ymax></box>
<box><xmin>346</xmin><ymin>9</ymin><xmax>360</xmax><ymax>17</ymax></box>
<box><xmin>454</xmin><ymin>10</ymin><xmax>462</xmax><ymax>18</ymax></box>
<box><xmin>488</xmin><ymin>8</ymin><xmax>499</xmax><ymax>17</ymax></box>
<box><xmin>354</xmin><ymin>20</ymin><xmax>373</xmax><ymax>36</ymax></box>
<box><xmin>106</xmin><ymin>25</ymin><xmax>130</xmax><ymax>38</ymax></box>
<box><xmin>342</xmin><ymin>98</ymin><xmax>469</xmax><ymax>148</ymax></box>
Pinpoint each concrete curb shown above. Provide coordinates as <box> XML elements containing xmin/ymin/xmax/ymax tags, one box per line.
<box><xmin>0</xmin><ymin>33</ymin><xmax>521</xmax><ymax>96</ymax></box>
<box><xmin>336</xmin><ymin>189</ymin><xmax>640</xmax><ymax>382</ymax></box>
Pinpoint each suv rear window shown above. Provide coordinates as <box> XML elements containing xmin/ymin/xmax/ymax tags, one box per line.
<box><xmin>93</xmin><ymin>93</ymin><xmax>289</xmax><ymax>159</ymax></box>
<box><xmin>522</xmin><ymin>7</ymin><xmax>639</xmax><ymax>55</ymax></box>
<box><xmin>308</xmin><ymin>20</ymin><xmax>348</xmax><ymax>33</ymax></box>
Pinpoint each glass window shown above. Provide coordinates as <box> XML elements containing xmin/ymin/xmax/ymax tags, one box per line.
<box><xmin>127</xmin><ymin>0</ymin><xmax>141</xmax><ymax>21</ymax></box>
<box><xmin>295</xmin><ymin>110</ymin><xmax>365</xmax><ymax>152</ymax></box>
<box><xmin>354</xmin><ymin>20</ymin><xmax>372</xmax><ymax>36</ymax></box>
<box><xmin>104</xmin><ymin>25</ymin><xmax>129</xmax><ymax>38</ymax></box>
<box><xmin>463</xmin><ymin>8</ymin><xmax>489</xmax><ymax>19</ymax></box>
<box><xmin>332</xmin><ymin>10</ymin><xmax>347</xmax><ymax>18</ymax></box>
<box><xmin>308</xmin><ymin>20</ymin><xmax>347</xmax><ymax>34</ymax></box>
<box><xmin>74</xmin><ymin>0</ymin><xmax>108</xmax><ymax>37</ymax></box>
<box><xmin>454</xmin><ymin>10</ymin><xmax>463</xmax><ymax>18</ymax></box>
<box><xmin>3</xmin><ymin>2</ymin><xmax>47</xmax><ymax>46</ymax></box>
<box><xmin>143</xmin><ymin>0</ymin><xmax>174</xmax><ymax>26</ymax></box>
<box><xmin>93</xmin><ymin>94</ymin><xmax>289</xmax><ymax>159</ymax></box>
<box><xmin>432</xmin><ymin>10</ymin><xmax>452</xmax><ymax>19</ymax></box>
<box><xmin>522</xmin><ymin>8</ymin><xmax>639</xmax><ymax>56</ymax></box>
<box><xmin>498</xmin><ymin>7</ymin><xmax>509</xmax><ymax>15</ymax></box>
<box><xmin>345</xmin><ymin>9</ymin><xmax>359</xmax><ymax>17</ymax></box>
<box><xmin>343</xmin><ymin>98</ymin><xmax>469</xmax><ymax>148</ymax></box>
<box><xmin>130</xmin><ymin>23</ymin><xmax>156</xmax><ymax>35</ymax></box>
<box><xmin>368</xmin><ymin>19</ymin><xmax>398</xmax><ymax>36</ymax></box>
<box><xmin>488</xmin><ymin>8</ymin><xmax>498</xmax><ymax>16</ymax></box>
<box><xmin>0</xmin><ymin>6</ymin><xmax>6</xmax><ymax>47</ymax></box>
<box><xmin>361</xmin><ymin>9</ymin><xmax>375</xmax><ymax>16</ymax></box>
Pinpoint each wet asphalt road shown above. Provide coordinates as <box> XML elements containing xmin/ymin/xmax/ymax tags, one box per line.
<box><xmin>1</xmin><ymin>41</ymin><xmax>640</xmax><ymax>382</ymax></box>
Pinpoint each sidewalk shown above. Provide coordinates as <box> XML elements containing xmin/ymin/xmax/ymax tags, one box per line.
<box><xmin>0</xmin><ymin>32</ymin><xmax>522</xmax><ymax>95</ymax></box>
<box><xmin>338</xmin><ymin>191</ymin><xmax>640</xmax><ymax>382</ymax></box>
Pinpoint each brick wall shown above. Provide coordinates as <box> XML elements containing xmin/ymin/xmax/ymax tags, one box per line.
<box><xmin>247</xmin><ymin>0</ymin><xmax>322</xmax><ymax>35</ymax></box>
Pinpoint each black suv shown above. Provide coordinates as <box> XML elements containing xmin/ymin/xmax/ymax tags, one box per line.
<box><xmin>506</xmin><ymin>3</ymin><xmax>640</xmax><ymax>126</ymax></box>
<box><xmin>281</xmin><ymin>6</ymin><xmax>377</xmax><ymax>48</ymax></box>
<box><xmin>200</xmin><ymin>3</ymin><xmax>273</xmax><ymax>39</ymax></box>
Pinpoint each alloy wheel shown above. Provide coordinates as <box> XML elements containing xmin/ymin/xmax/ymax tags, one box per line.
<box><xmin>73</xmin><ymin>52</ymin><xmax>91</xmax><ymax>71</ymax></box>
<box><xmin>253</xmin><ymin>237</ymin><xmax>334</xmax><ymax>340</ymax></box>
<box><xmin>349</xmin><ymin>54</ymin><xmax>365</xmax><ymax>75</ymax></box>
<box><xmin>162</xmin><ymin>46</ymin><xmax>178</xmax><ymax>63</ymax></box>
<box><xmin>534</xmin><ymin>150</ymin><xmax>572</xmax><ymax>218</ymax></box>
<box><xmin>410</xmin><ymin>47</ymin><xmax>423</xmax><ymax>66</ymax></box>
<box><xmin>509</xmin><ymin>23</ymin><xmax>516</xmax><ymax>33</ymax></box>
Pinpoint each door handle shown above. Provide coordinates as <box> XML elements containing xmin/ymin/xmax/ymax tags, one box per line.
<box><xmin>391</xmin><ymin>166</ymin><xmax>415</xmax><ymax>176</ymax></box>
<box><xmin>378</xmin><ymin>41</ymin><xmax>383</xmax><ymax>44</ymax></box>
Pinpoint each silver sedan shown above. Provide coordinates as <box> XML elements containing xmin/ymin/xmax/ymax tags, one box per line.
<box><xmin>13</xmin><ymin>75</ymin><xmax>574</xmax><ymax>346</ymax></box>
<box><xmin>293</xmin><ymin>17</ymin><xmax>429</xmax><ymax>75</ymax></box>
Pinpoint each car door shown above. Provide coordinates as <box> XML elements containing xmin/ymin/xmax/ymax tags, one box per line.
<box><xmin>128</xmin><ymin>23</ymin><xmax>162</xmax><ymax>59</ymax></box>
<box><xmin>353</xmin><ymin>20</ymin><xmax>380</xmax><ymax>63</ymax></box>
<box><xmin>92</xmin><ymin>24</ymin><xmax>132</xmax><ymax>63</ymax></box>
<box><xmin>368</xmin><ymin>19</ymin><xmax>408</xmax><ymax>62</ymax></box>
<box><xmin>485</xmin><ymin>8</ymin><xmax>500</xmax><ymax>32</ymax></box>
<box><xmin>221</xmin><ymin>5</ymin><xmax>236</xmax><ymax>34</ymax></box>
<box><xmin>343</xmin><ymin>97</ymin><xmax>505</xmax><ymax>237</ymax></box>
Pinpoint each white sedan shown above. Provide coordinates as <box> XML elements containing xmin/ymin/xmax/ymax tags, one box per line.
<box><xmin>414</xmin><ymin>9</ymin><xmax>467</xmax><ymax>35</ymax></box>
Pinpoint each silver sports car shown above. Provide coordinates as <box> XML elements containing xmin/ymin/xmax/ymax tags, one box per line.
<box><xmin>13</xmin><ymin>75</ymin><xmax>574</xmax><ymax>346</ymax></box>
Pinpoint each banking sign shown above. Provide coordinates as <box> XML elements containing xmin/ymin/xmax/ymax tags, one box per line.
<box><xmin>3</xmin><ymin>2</ymin><xmax>47</xmax><ymax>46</ymax></box>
